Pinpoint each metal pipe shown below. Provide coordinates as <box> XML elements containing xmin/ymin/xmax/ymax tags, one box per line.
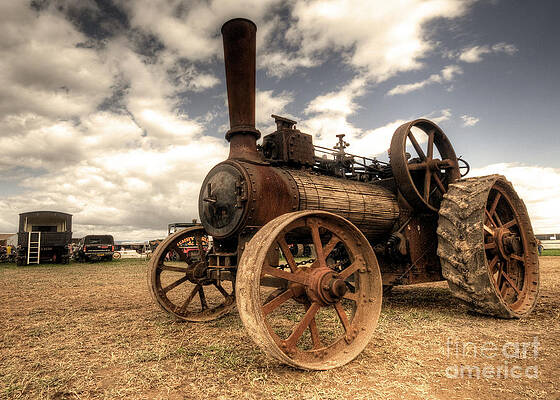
<box><xmin>221</xmin><ymin>18</ymin><xmax>261</xmax><ymax>161</ymax></box>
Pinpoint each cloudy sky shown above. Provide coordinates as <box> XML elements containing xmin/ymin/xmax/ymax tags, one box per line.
<box><xmin>1</xmin><ymin>0</ymin><xmax>559</xmax><ymax>240</ymax></box>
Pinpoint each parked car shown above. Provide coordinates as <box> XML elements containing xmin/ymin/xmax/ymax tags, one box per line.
<box><xmin>74</xmin><ymin>235</ymin><xmax>115</xmax><ymax>262</ymax></box>
<box><xmin>113</xmin><ymin>249</ymin><xmax>147</xmax><ymax>259</ymax></box>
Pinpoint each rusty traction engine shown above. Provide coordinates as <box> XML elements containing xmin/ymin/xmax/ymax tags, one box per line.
<box><xmin>148</xmin><ymin>18</ymin><xmax>540</xmax><ymax>370</ymax></box>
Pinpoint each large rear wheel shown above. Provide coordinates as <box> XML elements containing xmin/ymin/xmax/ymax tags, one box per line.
<box><xmin>437</xmin><ymin>175</ymin><xmax>539</xmax><ymax>318</ymax></box>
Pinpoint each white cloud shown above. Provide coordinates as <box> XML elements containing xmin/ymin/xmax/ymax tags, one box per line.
<box><xmin>428</xmin><ymin>109</ymin><xmax>452</xmax><ymax>124</ymax></box>
<box><xmin>282</xmin><ymin>0</ymin><xmax>471</xmax><ymax>82</ymax></box>
<box><xmin>256</xmin><ymin>90</ymin><xmax>294</xmax><ymax>131</ymax></box>
<box><xmin>119</xmin><ymin>0</ymin><xmax>284</xmax><ymax>61</ymax></box>
<box><xmin>0</xmin><ymin>3</ymin><xmax>114</xmax><ymax>119</ymax></box>
<box><xmin>471</xmin><ymin>164</ymin><xmax>560</xmax><ymax>234</ymax></box>
<box><xmin>461</xmin><ymin>114</ymin><xmax>479</xmax><ymax>127</ymax></box>
<box><xmin>0</xmin><ymin>135</ymin><xmax>228</xmax><ymax>240</ymax></box>
<box><xmin>387</xmin><ymin>65</ymin><xmax>463</xmax><ymax>95</ymax></box>
<box><xmin>0</xmin><ymin>2</ymin><xmax>230</xmax><ymax>240</ymax></box>
<box><xmin>456</xmin><ymin>42</ymin><xmax>518</xmax><ymax>63</ymax></box>
<box><xmin>2</xmin><ymin>1</ymin><xmax>535</xmax><ymax>241</ymax></box>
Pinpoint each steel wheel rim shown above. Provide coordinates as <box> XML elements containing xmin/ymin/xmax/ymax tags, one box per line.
<box><xmin>147</xmin><ymin>227</ymin><xmax>235</xmax><ymax>322</ymax></box>
<box><xmin>390</xmin><ymin>119</ymin><xmax>460</xmax><ymax>212</ymax></box>
<box><xmin>482</xmin><ymin>182</ymin><xmax>539</xmax><ymax>314</ymax></box>
<box><xmin>237</xmin><ymin>211</ymin><xmax>382</xmax><ymax>370</ymax></box>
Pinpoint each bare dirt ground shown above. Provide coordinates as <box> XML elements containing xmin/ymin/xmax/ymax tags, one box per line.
<box><xmin>1</xmin><ymin>257</ymin><xmax>559</xmax><ymax>400</ymax></box>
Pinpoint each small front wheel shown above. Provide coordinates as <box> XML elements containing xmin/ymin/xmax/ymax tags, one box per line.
<box><xmin>147</xmin><ymin>227</ymin><xmax>235</xmax><ymax>322</ymax></box>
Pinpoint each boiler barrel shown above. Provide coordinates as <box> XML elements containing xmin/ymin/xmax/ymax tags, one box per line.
<box><xmin>199</xmin><ymin>160</ymin><xmax>400</xmax><ymax>241</ymax></box>
<box><xmin>285</xmin><ymin>169</ymin><xmax>400</xmax><ymax>241</ymax></box>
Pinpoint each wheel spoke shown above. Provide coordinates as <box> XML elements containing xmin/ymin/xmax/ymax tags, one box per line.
<box><xmin>488</xmin><ymin>255</ymin><xmax>499</xmax><ymax>272</ymax></box>
<box><xmin>423</xmin><ymin>169</ymin><xmax>432</xmax><ymax>201</ymax></box>
<box><xmin>277</xmin><ymin>236</ymin><xmax>297</xmax><ymax>272</ymax></box>
<box><xmin>489</xmin><ymin>193</ymin><xmax>501</xmax><ymax>220</ymax></box>
<box><xmin>432</xmin><ymin>172</ymin><xmax>446</xmax><ymax>194</ymax></box>
<box><xmin>339</xmin><ymin>261</ymin><xmax>360</xmax><ymax>280</ymax></box>
<box><xmin>485</xmin><ymin>210</ymin><xmax>497</xmax><ymax>228</ymax></box>
<box><xmin>501</xmin><ymin>271</ymin><xmax>521</xmax><ymax>295</ymax></box>
<box><xmin>493</xmin><ymin>211</ymin><xmax>503</xmax><ymax>227</ymax></box>
<box><xmin>343</xmin><ymin>291</ymin><xmax>358</xmax><ymax>302</ymax></box>
<box><xmin>213</xmin><ymin>282</ymin><xmax>230</xmax><ymax>299</ymax></box>
<box><xmin>426</xmin><ymin>129</ymin><xmax>435</xmax><ymax>159</ymax></box>
<box><xmin>162</xmin><ymin>275</ymin><xmax>189</xmax><ymax>293</ymax></box>
<box><xmin>510</xmin><ymin>254</ymin><xmax>524</xmax><ymax>262</ymax></box>
<box><xmin>198</xmin><ymin>286</ymin><xmax>208</xmax><ymax>310</ymax></box>
<box><xmin>178</xmin><ymin>284</ymin><xmax>201</xmax><ymax>313</ymax></box>
<box><xmin>262</xmin><ymin>265</ymin><xmax>308</xmax><ymax>285</ymax></box>
<box><xmin>309</xmin><ymin>219</ymin><xmax>326</xmax><ymax>268</ymax></box>
<box><xmin>333</xmin><ymin>302</ymin><xmax>351</xmax><ymax>333</ymax></box>
<box><xmin>309</xmin><ymin>317</ymin><xmax>322</xmax><ymax>349</ymax></box>
<box><xmin>494</xmin><ymin>261</ymin><xmax>504</xmax><ymax>289</ymax></box>
<box><xmin>285</xmin><ymin>302</ymin><xmax>320</xmax><ymax>348</ymax></box>
<box><xmin>502</xmin><ymin>219</ymin><xmax>518</xmax><ymax>229</ymax></box>
<box><xmin>323</xmin><ymin>235</ymin><xmax>341</xmax><ymax>260</ymax></box>
<box><xmin>159</xmin><ymin>264</ymin><xmax>190</xmax><ymax>273</ymax></box>
<box><xmin>303</xmin><ymin>301</ymin><xmax>323</xmax><ymax>349</ymax></box>
<box><xmin>485</xmin><ymin>242</ymin><xmax>496</xmax><ymax>250</ymax></box>
<box><xmin>262</xmin><ymin>289</ymin><xmax>294</xmax><ymax>315</ymax></box>
<box><xmin>408</xmin><ymin>131</ymin><xmax>426</xmax><ymax>160</ymax></box>
<box><xmin>484</xmin><ymin>224</ymin><xmax>494</xmax><ymax>236</ymax></box>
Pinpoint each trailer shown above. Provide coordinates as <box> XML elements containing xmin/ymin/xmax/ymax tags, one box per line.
<box><xmin>16</xmin><ymin>211</ymin><xmax>72</xmax><ymax>265</ymax></box>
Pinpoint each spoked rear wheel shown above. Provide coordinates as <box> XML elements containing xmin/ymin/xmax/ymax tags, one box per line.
<box><xmin>147</xmin><ymin>227</ymin><xmax>235</xmax><ymax>321</ymax></box>
<box><xmin>438</xmin><ymin>175</ymin><xmax>539</xmax><ymax>318</ymax></box>
<box><xmin>236</xmin><ymin>211</ymin><xmax>382</xmax><ymax>370</ymax></box>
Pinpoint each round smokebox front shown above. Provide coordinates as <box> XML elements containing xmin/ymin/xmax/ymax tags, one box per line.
<box><xmin>198</xmin><ymin>162</ymin><xmax>249</xmax><ymax>238</ymax></box>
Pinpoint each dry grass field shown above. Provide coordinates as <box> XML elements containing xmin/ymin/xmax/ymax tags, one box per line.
<box><xmin>1</xmin><ymin>257</ymin><xmax>559</xmax><ymax>400</ymax></box>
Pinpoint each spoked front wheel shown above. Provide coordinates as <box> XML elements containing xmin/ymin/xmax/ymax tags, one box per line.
<box><xmin>236</xmin><ymin>211</ymin><xmax>382</xmax><ymax>370</ymax></box>
<box><xmin>147</xmin><ymin>226</ymin><xmax>235</xmax><ymax>322</ymax></box>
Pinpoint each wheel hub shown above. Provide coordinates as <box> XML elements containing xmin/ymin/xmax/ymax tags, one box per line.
<box><xmin>305</xmin><ymin>267</ymin><xmax>348</xmax><ymax>305</ymax></box>
<box><xmin>427</xmin><ymin>158</ymin><xmax>442</xmax><ymax>171</ymax></box>
<box><xmin>186</xmin><ymin>261</ymin><xmax>211</xmax><ymax>284</ymax></box>
<box><xmin>493</xmin><ymin>227</ymin><xmax>520</xmax><ymax>260</ymax></box>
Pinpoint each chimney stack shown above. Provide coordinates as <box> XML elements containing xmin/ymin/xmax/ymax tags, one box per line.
<box><xmin>221</xmin><ymin>18</ymin><xmax>261</xmax><ymax>161</ymax></box>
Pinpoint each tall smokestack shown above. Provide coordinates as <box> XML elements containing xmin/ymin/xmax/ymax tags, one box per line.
<box><xmin>221</xmin><ymin>18</ymin><xmax>261</xmax><ymax>161</ymax></box>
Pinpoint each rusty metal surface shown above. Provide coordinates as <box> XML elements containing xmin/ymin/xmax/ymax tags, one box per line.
<box><xmin>147</xmin><ymin>226</ymin><xmax>235</xmax><ymax>321</ymax></box>
<box><xmin>378</xmin><ymin>216</ymin><xmax>444</xmax><ymax>286</ymax></box>
<box><xmin>221</xmin><ymin>18</ymin><xmax>261</xmax><ymax>162</ymax></box>
<box><xmin>285</xmin><ymin>169</ymin><xmax>400</xmax><ymax>241</ymax></box>
<box><xmin>262</xmin><ymin>115</ymin><xmax>315</xmax><ymax>166</ymax></box>
<box><xmin>390</xmin><ymin>119</ymin><xmax>460</xmax><ymax>213</ymax></box>
<box><xmin>236</xmin><ymin>210</ymin><xmax>382</xmax><ymax>370</ymax></box>
<box><xmin>438</xmin><ymin>175</ymin><xmax>539</xmax><ymax>318</ymax></box>
<box><xmin>199</xmin><ymin>160</ymin><xmax>299</xmax><ymax>239</ymax></box>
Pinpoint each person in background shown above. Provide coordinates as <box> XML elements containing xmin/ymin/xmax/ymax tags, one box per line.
<box><xmin>536</xmin><ymin>238</ymin><xmax>543</xmax><ymax>255</ymax></box>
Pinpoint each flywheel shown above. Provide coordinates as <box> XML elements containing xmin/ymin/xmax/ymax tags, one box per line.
<box><xmin>390</xmin><ymin>119</ymin><xmax>460</xmax><ymax>212</ymax></box>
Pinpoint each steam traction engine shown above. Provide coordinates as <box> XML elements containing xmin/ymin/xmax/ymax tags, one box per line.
<box><xmin>147</xmin><ymin>19</ymin><xmax>540</xmax><ymax>370</ymax></box>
